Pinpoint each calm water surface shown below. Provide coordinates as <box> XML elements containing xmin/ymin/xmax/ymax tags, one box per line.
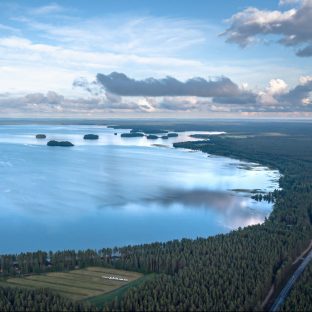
<box><xmin>0</xmin><ymin>125</ymin><xmax>280</xmax><ymax>253</ymax></box>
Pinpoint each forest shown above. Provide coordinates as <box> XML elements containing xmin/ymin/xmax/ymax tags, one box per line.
<box><xmin>281</xmin><ymin>261</ymin><xmax>312</xmax><ymax>311</ymax></box>
<box><xmin>0</xmin><ymin>287</ymin><xmax>94</xmax><ymax>312</ymax></box>
<box><xmin>1</xmin><ymin>121</ymin><xmax>312</xmax><ymax>311</ymax></box>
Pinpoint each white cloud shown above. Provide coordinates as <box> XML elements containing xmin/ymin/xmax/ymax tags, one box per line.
<box><xmin>223</xmin><ymin>0</ymin><xmax>312</xmax><ymax>56</ymax></box>
<box><xmin>29</xmin><ymin>3</ymin><xmax>65</xmax><ymax>15</ymax></box>
<box><xmin>299</xmin><ymin>75</ymin><xmax>312</xmax><ymax>84</ymax></box>
<box><xmin>0</xmin><ymin>23</ymin><xmax>19</xmax><ymax>33</ymax></box>
<box><xmin>15</xmin><ymin>15</ymin><xmax>208</xmax><ymax>56</ymax></box>
<box><xmin>279</xmin><ymin>0</ymin><xmax>301</xmax><ymax>6</ymax></box>
<box><xmin>0</xmin><ymin>3</ymin><xmax>307</xmax><ymax>94</ymax></box>
<box><xmin>267</xmin><ymin>79</ymin><xmax>288</xmax><ymax>95</ymax></box>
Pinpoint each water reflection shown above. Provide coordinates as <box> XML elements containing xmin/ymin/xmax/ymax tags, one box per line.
<box><xmin>142</xmin><ymin>188</ymin><xmax>270</xmax><ymax>228</ymax></box>
<box><xmin>0</xmin><ymin>125</ymin><xmax>280</xmax><ymax>253</ymax></box>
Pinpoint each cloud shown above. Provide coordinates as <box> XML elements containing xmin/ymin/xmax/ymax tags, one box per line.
<box><xmin>222</xmin><ymin>0</ymin><xmax>312</xmax><ymax>57</ymax></box>
<box><xmin>13</xmin><ymin>14</ymin><xmax>207</xmax><ymax>56</ymax></box>
<box><xmin>156</xmin><ymin>97</ymin><xmax>204</xmax><ymax>111</ymax></box>
<box><xmin>279</xmin><ymin>75</ymin><xmax>312</xmax><ymax>105</ymax></box>
<box><xmin>29</xmin><ymin>3</ymin><xmax>64</xmax><ymax>15</ymax></box>
<box><xmin>296</xmin><ymin>44</ymin><xmax>312</xmax><ymax>56</ymax></box>
<box><xmin>96</xmin><ymin>72</ymin><xmax>243</xmax><ymax>97</ymax></box>
<box><xmin>0</xmin><ymin>3</ymin><xmax>307</xmax><ymax>94</ymax></box>
<box><xmin>0</xmin><ymin>91</ymin><xmax>148</xmax><ymax>116</ymax></box>
<box><xmin>1</xmin><ymin>73</ymin><xmax>312</xmax><ymax>116</ymax></box>
<box><xmin>212</xmin><ymin>92</ymin><xmax>257</xmax><ymax>105</ymax></box>
<box><xmin>258</xmin><ymin>79</ymin><xmax>289</xmax><ymax>105</ymax></box>
<box><xmin>279</xmin><ymin>0</ymin><xmax>301</xmax><ymax>5</ymax></box>
<box><xmin>256</xmin><ymin>76</ymin><xmax>312</xmax><ymax>107</ymax></box>
<box><xmin>0</xmin><ymin>23</ymin><xmax>19</xmax><ymax>33</ymax></box>
<box><xmin>72</xmin><ymin>72</ymin><xmax>312</xmax><ymax>113</ymax></box>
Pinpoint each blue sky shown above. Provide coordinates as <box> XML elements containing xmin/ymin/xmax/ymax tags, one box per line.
<box><xmin>0</xmin><ymin>0</ymin><xmax>311</xmax><ymax>117</ymax></box>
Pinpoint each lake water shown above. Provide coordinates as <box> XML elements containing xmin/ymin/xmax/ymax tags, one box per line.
<box><xmin>0</xmin><ymin>124</ymin><xmax>280</xmax><ymax>253</ymax></box>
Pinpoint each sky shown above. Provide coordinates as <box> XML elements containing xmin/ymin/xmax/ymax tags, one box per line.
<box><xmin>0</xmin><ymin>0</ymin><xmax>311</xmax><ymax>118</ymax></box>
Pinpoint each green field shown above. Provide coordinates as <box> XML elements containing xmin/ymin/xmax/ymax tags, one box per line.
<box><xmin>1</xmin><ymin>267</ymin><xmax>143</xmax><ymax>301</ymax></box>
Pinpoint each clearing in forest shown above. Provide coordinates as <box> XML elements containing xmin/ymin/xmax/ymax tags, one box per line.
<box><xmin>2</xmin><ymin>267</ymin><xmax>143</xmax><ymax>301</ymax></box>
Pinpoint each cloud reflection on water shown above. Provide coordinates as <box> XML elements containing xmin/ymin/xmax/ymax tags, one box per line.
<box><xmin>140</xmin><ymin>188</ymin><xmax>269</xmax><ymax>229</ymax></box>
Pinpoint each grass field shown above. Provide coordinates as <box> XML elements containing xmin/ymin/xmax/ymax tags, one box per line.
<box><xmin>1</xmin><ymin>267</ymin><xmax>143</xmax><ymax>301</ymax></box>
<box><xmin>86</xmin><ymin>273</ymin><xmax>156</xmax><ymax>307</ymax></box>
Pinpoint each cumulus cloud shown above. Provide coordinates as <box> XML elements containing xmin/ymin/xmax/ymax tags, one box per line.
<box><xmin>279</xmin><ymin>75</ymin><xmax>312</xmax><ymax>105</ymax></box>
<box><xmin>2</xmin><ymin>73</ymin><xmax>312</xmax><ymax>116</ymax></box>
<box><xmin>257</xmin><ymin>76</ymin><xmax>312</xmax><ymax>107</ymax></box>
<box><xmin>0</xmin><ymin>91</ymin><xmax>147</xmax><ymax>116</ymax></box>
<box><xmin>258</xmin><ymin>79</ymin><xmax>289</xmax><ymax>105</ymax></box>
<box><xmin>222</xmin><ymin>0</ymin><xmax>312</xmax><ymax>57</ymax></box>
<box><xmin>72</xmin><ymin>72</ymin><xmax>312</xmax><ymax>113</ymax></box>
<box><xmin>96</xmin><ymin>72</ymin><xmax>243</xmax><ymax>97</ymax></box>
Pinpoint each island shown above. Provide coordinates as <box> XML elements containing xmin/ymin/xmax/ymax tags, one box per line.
<box><xmin>146</xmin><ymin>135</ymin><xmax>158</xmax><ymax>139</ymax></box>
<box><xmin>189</xmin><ymin>134</ymin><xmax>210</xmax><ymax>139</ymax></box>
<box><xmin>83</xmin><ymin>134</ymin><xmax>99</xmax><ymax>140</ymax></box>
<box><xmin>161</xmin><ymin>135</ymin><xmax>169</xmax><ymax>139</ymax></box>
<box><xmin>47</xmin><ymin>140</ymin><xmax>74</xmax><ymax>147</ymax></box>
<box><xmin>167</xmin><ymin>133</ymin><xmax>178</xmax><ymax>137</ymax></box>
<box><xmin>130</xmin><ymin>129</ymin><xmax>168</xmax><ymax>134</ymax></box>
<box><xmin>121</xmin><ymin>132</ymin><xmax>144</xmax><ymax>137</ymax></box>
<box><xmin>36</xmin><ymin>134</ymin><xmax>46</xmax><ymax>139</ymax></box>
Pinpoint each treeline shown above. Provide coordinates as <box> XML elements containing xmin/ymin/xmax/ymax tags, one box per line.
<box><xmin>0</xmin><ymin>248</ymin><xmax>123</xmax><ymax>276</ymax></box>
<box><xmin>0</xmin><ymin>287</ymin><xmax>95</xmax><ymax>312</ymax></box>
<box><xmin>252</xmin><ymin>191</ymin><xmax>277</xmax><ymax>203</ymax></box>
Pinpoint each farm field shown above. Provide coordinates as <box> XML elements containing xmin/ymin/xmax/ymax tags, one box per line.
<box><xmin>0</xmin><ymin>267</ymin><xmax>143</xmax><ymax>301</ymax></box>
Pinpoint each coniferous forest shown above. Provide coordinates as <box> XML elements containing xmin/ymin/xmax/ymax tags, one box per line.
<box><xmin>1</xmin><ymin>121</ymin><xmax>312</xmax><ymax>311</ymax></box>
<box><xmin>281</xmin><ymin>262</ymin><xmax>312</xmax><ymax>311</ymax></box>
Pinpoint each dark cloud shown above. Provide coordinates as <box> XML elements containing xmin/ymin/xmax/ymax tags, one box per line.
<box><xmin>73</xmin><ymin>72</ymin><xmax>312</xmax><ymax>112</ymax></box>
<box><xmin>296</xmin><ymin>44</ymin><xmax>312</xmax><ymax>56</ymax></box>
<box><xmin>3</xmin><ymin>73</ymin><xmax>311</xmax><ymax>116</ymax></box>
<box><xmin>212</xmin><ymin>92</ymin><xmax>257</xmax><ymax>105</ymax></box>
<box><xmin>222</xmin><ymin>0</ymin><xmax>312</xmax><ymax>57</ymax></box>
<box><xmin>96</xmin><ymin>72</ymin><xmax>242</xmax><ymax>97</ymax></box>
<box><xmin>279</xmin><ymin>77</ymin><xmax>312</xmax><ymax>104</ymax></box>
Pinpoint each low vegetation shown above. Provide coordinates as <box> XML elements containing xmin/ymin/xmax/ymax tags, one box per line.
<box><xmin>0</xmin><ymin>267</ymin><xmax>142</xmax><ymax>304</ymax></box>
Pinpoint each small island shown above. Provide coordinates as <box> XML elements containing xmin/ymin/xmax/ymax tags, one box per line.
<box><xmin>167</xmin><ymin>133</ymin><xmax>178</xmax><ymax>137</ymax></box>
<box><xmin>83</xmin><ymin>134</ymin><xmax>99</xmax><ymax>140</ymax></box>
<box><xmin>121</xmin><ymin>132</ymin><xmax>145</xmax><ymax>137</ymax></box>
<box><xmin>130</xmin><ymin>129</ymin><xmax>168</xmax><ymax>134</ymax></box>
<box><xmin>36</xmin><ymin>134</ymin><xmax>46</xmax><ymax>139</ymax></box>
<box><xmin>161</xmin><ymin>135</ymin><xmax>169</xmax><ymax>139</ymax></box>
<box><xmin>146</xmin><ymin>135</ymin><xmax>158</xmax><ymax>140</ymax></box>
<box><xmin>189</xmin><ymin>134</ymin><xmax>211</xmax><ymax>139</ymax></box>
<box><xmin>47</xmin><ymin>140</ymin><xmax>74</xmax><ymax>147</ymax></box>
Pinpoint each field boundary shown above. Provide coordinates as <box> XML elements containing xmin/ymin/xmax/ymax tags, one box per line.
<box><xmin>84</xmin><ymin>273</ymin><xmax>156</xmax><ymax>308</ymax></box>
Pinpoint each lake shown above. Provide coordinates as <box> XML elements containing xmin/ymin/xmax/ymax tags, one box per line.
<box><xmin>0</xmin><ymin>124</ymin><xmax>280</xmax><ymax>253</ymax></box>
